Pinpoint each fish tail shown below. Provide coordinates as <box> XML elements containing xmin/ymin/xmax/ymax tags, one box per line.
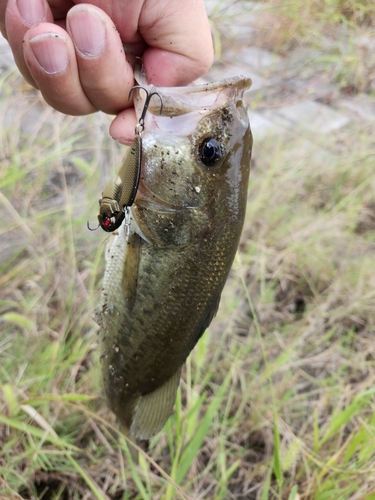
<box><xmin>130</xmin><ymin>368</ymin><xmax>181</xmax><ymax>440</ymax></box>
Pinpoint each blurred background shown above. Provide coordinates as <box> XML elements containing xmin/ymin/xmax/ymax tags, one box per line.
<box><xmin>1</xmin><ymin>1</ymin><xmax>375</xmax><ymax>499</ymax></box>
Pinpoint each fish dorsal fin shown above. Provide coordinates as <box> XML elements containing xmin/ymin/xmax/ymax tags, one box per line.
<box><xmin>130</xmin><ymin>368</ymin><xmax>182</xmax><ymax>440</ymax></box>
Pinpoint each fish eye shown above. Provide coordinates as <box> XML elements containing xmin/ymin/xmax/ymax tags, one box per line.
<box><xmin>199</xmin><ymin>138</ymin><xmax>224</xmax><ymax>167</ymax></box>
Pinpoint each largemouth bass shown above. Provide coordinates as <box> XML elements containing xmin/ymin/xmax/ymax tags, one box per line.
<box><xmin>98</xmin><ymin>75</ymin><xmax>252</xmax><ymax>441</ymax></box>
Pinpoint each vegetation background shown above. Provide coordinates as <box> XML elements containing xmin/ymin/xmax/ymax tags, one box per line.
<box><xmin>1</xmin><ymin>0</ymin><xmax>375</xmax><ymax>498</ymax></box>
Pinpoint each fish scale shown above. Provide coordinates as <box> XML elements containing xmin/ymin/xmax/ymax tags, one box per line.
<box><xmin>98</xmin><ymin>75</ymin><xmax>253</xmax><ymax>446</ymax></box>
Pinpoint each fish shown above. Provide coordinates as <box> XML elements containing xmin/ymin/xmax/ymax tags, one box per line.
<box><xmin>97</xmin><ymin>74</ymin><xmax>253</xmax><ymax>444</ymax></box>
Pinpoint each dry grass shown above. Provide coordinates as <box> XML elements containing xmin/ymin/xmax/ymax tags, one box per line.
<box><xmin>209</xmin><ymin>0</ymin><xmax>375</xmax><ymax>94</ymax></box>
<box><xmin>1</xmin><ymin>1</ymin><xmax>375</xmax><ymax>498</ymax></box>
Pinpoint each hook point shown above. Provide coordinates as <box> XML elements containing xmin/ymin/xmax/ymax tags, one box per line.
<box><xmin>87</xmin><ymin>220</ymin><xmax>99</xmax><ymax>231</ymax></box>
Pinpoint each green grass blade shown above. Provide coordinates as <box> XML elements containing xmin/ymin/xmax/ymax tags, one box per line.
<box><xmin>273</xmin><ymin>419</ymin><xmax>283</xmax><ymax>490</ymax></box>
<box><xmin>176</xmin><ymin>371</ymin><xmax>232</xmax><ymax>484</ymax></box>
<box><xmin>288</xmin><ymin>485</ymin><xmax>299</xmax><ymax>500</ymax></box>
<box><xmin>0</xmin><ymin>414</ymin><xmax>80</xmax><ymax>452</ymax></box>
<box><xmin>260</xmin><ymin>467</ymin><xmax>272</xmax><ymax>500</ymax></box>
<box><xmin>66</xmin><ymin>453</ymin><xmax>109</xmax><ymax>500</ymax></box>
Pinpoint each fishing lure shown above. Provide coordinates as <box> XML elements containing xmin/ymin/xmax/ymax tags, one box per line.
<box><xmin>88</xmin><ymin>86</ymin><xmax>163</xmax><ymax>233</ymax></box>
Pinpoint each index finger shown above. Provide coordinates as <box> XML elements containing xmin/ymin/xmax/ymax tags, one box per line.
<box><xmin>139</xmin><ymin>0</ymin><xmax>214</xmax><ymax>86</ymax></box>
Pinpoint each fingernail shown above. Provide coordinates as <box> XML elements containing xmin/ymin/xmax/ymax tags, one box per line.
<box><xmin>17</xmin><ymin>0</ymin><xmax>46</xmax><ymax>26</ymax></box>
<box><xmin>67</xmin><ymin>7</ymin><xmax>106</xmax><ymax>58</ymax></box>
<box><xmin>29</xmin><ymin>33</ymin><xmax>68</xmax><ymax>74</ymax></box>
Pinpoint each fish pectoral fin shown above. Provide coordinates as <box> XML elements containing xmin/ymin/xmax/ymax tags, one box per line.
<box><xmin>122</xmin><ymin>232</ymin><xmax>142</xmax><ymax>309</ymax></box>
<box><xmin>130</xmin><ymin>368</ymin><xmax>182</xmax><ymax>440</ymax></box>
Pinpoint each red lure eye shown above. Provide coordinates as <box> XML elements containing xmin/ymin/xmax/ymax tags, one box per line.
<box><xmin>103</xmin><ymin>217</ymin><xmax>112</xmax><ymax>228</ymax></box>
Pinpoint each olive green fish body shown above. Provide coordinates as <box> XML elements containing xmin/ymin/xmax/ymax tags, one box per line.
<box><xmin>98</xmin><ymin>76</ymin><xmax>252</xmax><ymax>439</ymax></box>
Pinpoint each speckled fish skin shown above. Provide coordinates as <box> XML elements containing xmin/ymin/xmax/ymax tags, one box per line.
<box><xmin>98</xmin><ymin>76</ymin><xmax>252</xmax><ymax>440</ymax></box>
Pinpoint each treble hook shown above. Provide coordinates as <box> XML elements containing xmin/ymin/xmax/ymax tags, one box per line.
<box><xmin>128</xmin><ymin>85</ymin><xmax>163</xmax><ymax>135</ymax></box>
<box><xmin>87</xmin><ymin>220</ymin><xmax>100</xmax><ymax>231</ymax></box>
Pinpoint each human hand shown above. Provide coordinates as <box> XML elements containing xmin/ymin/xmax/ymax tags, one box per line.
<box><xmin>0</xmin><ymin>0</ymin><xmax>214</xmax><ymax>144</ymax></box>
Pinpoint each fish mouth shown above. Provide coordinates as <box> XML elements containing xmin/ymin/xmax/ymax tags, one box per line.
<box><xmin>133</xmin><ymin>72</ymin><xmax>253</xmax><ymax>117</ymax></box>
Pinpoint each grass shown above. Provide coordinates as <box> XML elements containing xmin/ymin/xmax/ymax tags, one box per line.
<box><xmin>1</xmin><ymin>1</ymin><xmax>375</xmax><ymax>498</ymax></box>
<box><xmin>209</xmin><ymin>0</ymin><xmax>375</xmax><ymax>94</ymax></box>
